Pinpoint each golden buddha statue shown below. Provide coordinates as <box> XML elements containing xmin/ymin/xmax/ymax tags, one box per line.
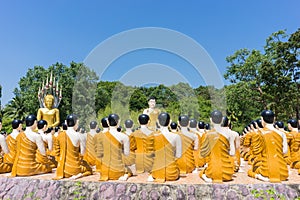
<box><xmin>37</xmin><ymin>72</ymin><xmax>62</xmax><ymax>128</ymax></box>
<box><xmin>37</xmin><ymin>95</ymin><xmax>60</xmax><ymax>128</ymax></box>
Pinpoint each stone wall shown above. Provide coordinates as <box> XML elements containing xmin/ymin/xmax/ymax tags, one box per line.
<box><xmin>0</xmin><ymin>177</ymin><xmax>299</xmax><ymax>200</ymax></box>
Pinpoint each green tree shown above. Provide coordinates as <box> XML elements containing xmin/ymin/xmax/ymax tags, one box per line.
<box><xmin>110</xmin><ymin>82</ymin><xmax>134</xmax><ymax>125</ymax></box>
<box><xmin>170</xmin><ymin>82</ymin><xmax>199</xmax><ymax>119</ymax></box>
<box><xmin>72</xmin><ymin>64</ymin><xmax>99</xmax><ymax>129</ymax></box>
<box><xmin>3</xmin><ymin>62</ymin><xmax>84</xmax><ymax>130</ymax></box>
<box><xmin>129</xmin><ymin>87</ymin><xmax>148</xmax><ymax>112</ymax></box>
<box><xmin>95</xmin><ymin>81</ymin><xmax>118</xmax><ymax>112</ymax></box>
<box><xmin>224</xmin><ymin>29</ymin><xmax>300</xmax><ymax>129</ymax></box>
<box><xmin>3</xmin><ymin>94</ymin><xmax>28</xmax><ymax>121</ymax></box>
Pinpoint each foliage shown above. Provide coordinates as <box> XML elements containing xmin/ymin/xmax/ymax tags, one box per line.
<box><xmin>224</xmin><ymin>29</ymin><xmax>300</xmax><ymax>130</ymax></box>
<box><xmin>251</xmin><ymin>188</ymin><xmax>286</xmax><ymax>200</ymax></box>
<box><xmin>72</xmin><ymin>181</ymin><xmax>86</xmax><ymax>200</ymax></box>
<box><xmin>72</xmin><ymin>64</ymin><xmax>99</xmax><ymax>129</ymax></box>
<box><xmin>4</xmin><ymin>62</ymin><xmax>84</xmax><ymax>129</ymax></box>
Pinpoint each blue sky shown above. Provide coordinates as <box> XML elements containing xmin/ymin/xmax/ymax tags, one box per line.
<box><xmin>0</xmin><ymin>0</ymin><xmax>299</xmax><ymax>106</ymax></box>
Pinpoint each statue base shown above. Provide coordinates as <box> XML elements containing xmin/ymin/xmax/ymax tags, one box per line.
<box><xmin>0</xmin><ymin>163</ymin><xmax>299</xmax><ymax>199</ymax></box>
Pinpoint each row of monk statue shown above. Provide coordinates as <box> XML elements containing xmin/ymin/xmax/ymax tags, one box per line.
<box><xmin>0</xmin><ymin>108</ymin><xmax>297</xmax><ymax>183</ymax></box>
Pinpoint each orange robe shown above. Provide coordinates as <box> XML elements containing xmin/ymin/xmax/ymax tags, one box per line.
<box><xmin>4</xmin><ymin>135</ymin><xmax>17</xmax><ymax>164</ymax></box>
<box><xmin>0</xmin><ymin>146</ymin><xmax>12</xmax><ymax>173</ymax></box>
<box><xmin>199</xmin><ymin>130</ymin><xmax>234</xmax><ymax>182</ymax></box>
<box><xmin>99</xmin><ymin>131</ymin><xmax>126</xmax><ymax>181</ymax></box>
<box><xmin>193</xmin><ymin>133</ymin><xmax>206</xmax><ymax>168</ymax></box>
<box><xmin>243</xmin><ymin>131</ymin><xmax>254</xmax><ymax>163</ymax></box>
<box><xmin>83</xmin><ymin>133</ymin><xmax>97</xmax><ymax>166</ymax></box>
<box><xmin>290</xmin><ymin>131</ymin><xmax>300</xmax><ymax>168</ymax></box>
<box><xmin>248</xmin><ymin>128</ymin><xmax>288</xmax><ymax>182</ymax></box>
<box><xmin>145</xmin><ymin>108</ymin><xmax>160</xmax><ymax>130</ymax></box>
<box><xmin>54</xmin><ymin>131</ymin><xmax>92</xmax><ymax>179</ymax></box>
<box><xmin>284</xmin><ymin>131</ymin><xmax>293</xmax><ymax>165</ymax></box>
<box><xmin>123</xmin><ymin>134</ymin><xmax>136</xmax><ymax>165</ymax></box>
<box><xmin>93</xmin><ymin>132</ymin><xmax>105</xmax><ymax>173</ymax></box>
<box><xmin>132</xmin><ymin>130</ymin><xmax>154</xmax><ymax>173</ymax></box>
<box><xmin>151</xmin><ymin>131</ymin><xmax>179</xmax><ymax>182</ymax></box>
<box><xmin>176</xmin><ymin>134</ymin><xmax>195</xmax><ymax>174</ymax></box>
<box><xmin>36</xmin><ymin>141</ymin><xmax>56</xmax><ymax>168</ymax></box>
<box><xmin>122</xmin><ymin>134</ymin><xmax>137</xmax><ymax>175</ymax></box>
<box><xmin>11</xmin><ymin>132</ymin><xmax>52</xmax><ymax>176</ymax></box>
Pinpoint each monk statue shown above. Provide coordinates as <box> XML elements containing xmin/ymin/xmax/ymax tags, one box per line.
<box><xmin>53</xmin><ymin>114</ymin><xmax>92</xmax><ymax>180</ymax></box>
<box><xmin>222</xmin><ymin>116</ymin><xmax>241</xmax><ymax>172</ymax></box>
<box><xmin>143</xmin><ymin>96</ymin><xmax>161</xmax><ymax>131</ymax></box>
<box><xmin>247</xmin><ymin>110</ymin><xmax>288</xmax><ymax>182</ymax></box>
<box><xmin>169</xmin><ymin>122</ymin><xmax>178</xmax><ymax>133</ymax></box>
<box><xmin>83</xmin><ymin>121</ymin><xmax>98</xmax><ymax>168</ymax></box>
<box><xmin>3</xmin><ymin>119</ymin><xmax>23</xmax><ymax>169</ymax></box>
<box><xmin>97</xmin><ymin>114</ymin><xmax>130</xmax><ymax>181</ymax></box>
<box><xmin>199</xmin><ymin>110</ymin><xmax>235</xmax><ymax>183</ymax></box>
<box><xmin>193</xmin><ymin>121</ymin><xmax>207</xmax><ymax>169</ymax></box>
<box><xmin>37</xmin><ymin>94</ymin><xmax>60</xmax><ymax>128</ymax></box>
<box><xmin>189</xmin><ymin>119</ymin><xmax>204</xmax><ymax>171</ymax></box>
<box><xmin>132</xmin><ymin>114</ymin><xmax>154</xmax><ymax>174</ymax></box>
<box><xmin>36</xmin><ymin>120</ymin><xmax>56</xmax><ymax>168</ymax></box>
<box><xmin>11</xmin><ymin>115</ymin><xmax>52</xmax><ymax>176</ymax></box>
<box><xmin>122</xmin><ymin>119</ymin><xmax>137</xmax><ymax>177</ymax></box>
<box><xmin>148</xmin><ymin>112</ymin><xmax>182</xmax><ymax>183</ymax></box>
<box><xmin>93</xmin><ymin>117</ymin><xmax>109</xmax><ymax>173</ymax></box>
<box><xmin>275</xmin><ymin>121</ymin><xmax>292</xmax><ymax>165</ymax></box>
<box><xmin>0</xmin><ymin>118</ymin><xmax>12</xmax><ymax>173</ymax></box>
<box><xmin>288</xmin><ymin>119</ymin><xmax>300</xmax><ymax>169</ymax></box>
<box><xmin>176</xmin><ymin>115</ymin><xmax>198</xmax><ymax>175</ymax></box>
<box><xmin>241</xmin><ymin>126</ymin><xmax>251</xmax><ymax>162</ymax></box>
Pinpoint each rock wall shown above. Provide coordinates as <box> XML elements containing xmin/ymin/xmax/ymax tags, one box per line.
<box><xmin>0</xmin><ymin>177</ymin><xmax>299</xmax><ymax>200</ymax></box>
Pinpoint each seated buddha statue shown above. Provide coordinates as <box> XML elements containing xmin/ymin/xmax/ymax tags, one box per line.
<box><xmin>37</xmin><ymin>94</ymin><xmax>60</xmax><ymax>128</ymax></box>
<box><xmin>148</xmin><ymin>112</ymin><xmax>182</xmax><ymax>183</ymax></box>
<box><xmin>53</xmin><ymin>114</ymin><xmax>92</xmax><ymax>180</ymax></box>
<box><xmin>11</xmin><ymin>115</ymin><xmax>52</xmax><ymax>176</ymax></box>
<box><xmin>247</xmin><ymin>110</ymin><xmax>288</xmax><ymax>183</ymax></box>
<box><xmin>199</xmin><ymin>110</ymin><xmax>235</xmax><ymax>183</ymax></box>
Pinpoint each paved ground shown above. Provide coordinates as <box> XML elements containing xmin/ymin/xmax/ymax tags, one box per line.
<box><xmin>1</xmin><ymin>160</ymin><xmax>300</xmax><ymax>184</ymax></box>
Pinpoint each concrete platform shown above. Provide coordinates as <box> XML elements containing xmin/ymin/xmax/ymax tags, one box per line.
<box><xmin>0</xmin><ymin>161</ymin><xmax>300</xmax><ymax>199</ymax></box>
